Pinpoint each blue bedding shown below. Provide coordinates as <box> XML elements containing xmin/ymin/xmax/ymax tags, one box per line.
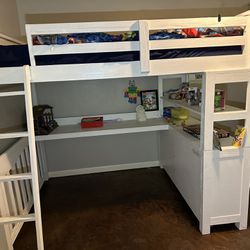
<box><xmin>0</xmin><ymin>45</ymin><xmax>243</xmax><ymax>67</ymax></box>
<box><xmin>32</xmin><ymin>27</ymin><xmax>243</xmax><ymax>45</ymax></box>
<box><xmin>0</xmin><ymin>45</ymin><xmax>30</xmax><ymax>67</ymax></box>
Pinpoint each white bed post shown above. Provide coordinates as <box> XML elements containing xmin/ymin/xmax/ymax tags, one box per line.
<box><xmin>235</xmin><ymin>73</ymin><xmax>250</xmax><ymax>230</ymax></box>
<box><xmin>139</xmin><ymin>20</ymin><xmax>150</xmax><ymax>73</ymax></box>
<box><xmin>199</xmin><ymin>72</ymin><xmax>214</xmax><ymax>234</ymax></box>
<box><xmin>247</xmin><ymin>17</ymin><xmax>250</xmax><ymax>68</ymax></box>
<box><xmin>25</xmin><ymin>25</ymin><xmax>36</xmax><ymax>67</ymax></box>
<box><xmin>24</xmin><ymin>65</ymin><xmax>44</xmax><ymax>250</ymax></box>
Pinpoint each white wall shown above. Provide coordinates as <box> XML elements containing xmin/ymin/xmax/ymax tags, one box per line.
<box><xmin>16</xmin><ymin>0</ymin><xmax>249</xmax><ymax>14</ymax></box>
<box><xmin>0</xmin><ymin>0</ymin><xmax>25</xmax><ymax>155</ymax></box>
<box><xmin>16</xmin><ymin>0</ymin><xmax>249</xmax><ymax>34</ymax></box>
<box><xmin>35</xmin><ymin>77</ymin><xmax>160</xmax><ymax>172</ymax></box>
<box><xmin>0</xmin><ymin>0</ymin><xmax>20</xmax><ymax>38</ymax></box>
<box><xmin>0</xmin><ymin>95</ymin><xmax>26</xmax><ymax>154</ymax></box>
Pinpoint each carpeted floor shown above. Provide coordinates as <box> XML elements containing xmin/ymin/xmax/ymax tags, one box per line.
<box><xmin>14</xmin><ymin>168</ymin><xmax>250</xmax><ymax>250</ymax></box>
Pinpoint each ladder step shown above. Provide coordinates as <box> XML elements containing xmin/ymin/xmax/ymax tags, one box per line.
<box><xmin>0</xmin><ymin>91</ymin><xmax>25</xmax><ymax>97</ymax></box>
<box><xmin>0</xmin><ymin>214</ymin><xmax>35</xmax><ymax>224</ymax></box>
<box><xmin>0</xmin><ymin>131</ymin><xmax>28</xmax><ymax>139</ymax></box>
<box><xmin>0</xmin><ymin>173</ymin><xmax>32</xmax><ymax>182</ymax></box>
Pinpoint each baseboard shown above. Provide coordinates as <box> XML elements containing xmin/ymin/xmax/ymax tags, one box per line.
<box><xmin>48</xmin><ymin>161</ymin><xmax>160</xmax><ymax>178</ymax></box>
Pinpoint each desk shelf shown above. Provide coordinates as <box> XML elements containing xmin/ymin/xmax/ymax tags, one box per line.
<box><xmin>35</xmin><ymin>118</ymin><xmax>169</xmax><ymax>141</ymax></box>
<box><xmin>161</xmin><ymin>96</ymin><xmax>201</xmax><ymax>115</ymax></box>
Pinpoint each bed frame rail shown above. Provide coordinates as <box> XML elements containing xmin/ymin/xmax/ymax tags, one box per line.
<box><xmin>26</xmin><ymin>21</ymin><xmax>139</xmax><ymax>66</ymax></box>
<box><xmin>26</xmin><ymin>16</ymin><xmax>249</xmax><ymax>82</ymax></box>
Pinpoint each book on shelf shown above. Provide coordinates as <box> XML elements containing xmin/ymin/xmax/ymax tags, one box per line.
<box><xmin>182</xmin><ymin>124</ymin><xmax>200</xmax><ymax>139</ymax></box>
<box><xmin>182</xmin><ymin>124</ymin><xmax>230</xmax><ymax>141</ymax></box>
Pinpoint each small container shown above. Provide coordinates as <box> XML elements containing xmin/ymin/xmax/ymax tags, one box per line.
<box><xmin>81</xmin><ymin>117</ymin><xmax>103</xmax><ymax>128</ymax></box>
<box><xmin>214</xmin><ymin>89</ymin><xmax>225</xmax><ymax>111</ymax></box>
<box><xmin>171</xmin><ymin>107</ymin><xmax>189</xmax><ymax>120</ymax></box>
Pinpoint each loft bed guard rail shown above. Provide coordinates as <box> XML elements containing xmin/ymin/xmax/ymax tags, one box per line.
<box><xmin>25</xmin><ymin>16</ymin><xmax>249</xmax><ymax>82</ymax></box>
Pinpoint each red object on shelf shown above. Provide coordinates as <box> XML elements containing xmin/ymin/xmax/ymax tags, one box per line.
<box><xmin>81</xmin><ymin>117</ymin><xmax>103</xmax><ymax>128</ymax></box>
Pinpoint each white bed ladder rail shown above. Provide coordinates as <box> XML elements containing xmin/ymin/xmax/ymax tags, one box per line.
<box><xmin>0</xmin><ymin>65</ymin><xmax>44</xmax><ymax>250</ymax></box>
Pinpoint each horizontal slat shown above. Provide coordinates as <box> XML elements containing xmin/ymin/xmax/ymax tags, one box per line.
<box><xmin>150</xmin><ymin>36</ymin><xmax>245</xmax><ymax>50</ymax></box>
<box><xmin>213</xmin><ymin>110</ymin><xmax>248</xmax><ymax>121</ymax></box>
<box><xmin>207</xmin><ymin>70</ymin><xmax>250</xmax><ymax>83</ymax></box>
<box><xmin>148</xmin><ymin>16</ymin><xmax>247</xmax><ymax>30</ymax></box>
<box><xmin>161</xmin><ymin>97</ymin><xmax>201</xmax><ymax>115</ymax></box>
<box><xmin>0</xmin><ymin>67</ymin><xmax>24</xmax><ymax>84</ymax></box>
<box><xmin>210</xmin><ymin>214</ymin><xmax>240</xmax><ymax>225</ymax></box>
<box><xmin>0</xmin><ymin>214</ymin><xmax>35</xmax><ymax>224</ymax></box>
<box><xmin>0</xmin><ymin>173</ymin><xmax>32</xmax><ymax>182</ymax></box>
<box><xmin>36</xmin><ymin>125</ymin><xmax>169</xmax><ymax>141</ymax></box>
<box><xmin>150</xmin><ymin>55</ymin><xmax>247</xmax><ymax>76</ymax></box>
<box><xmin>30</xmin><ymin>54</ymin><xmax>248</xmax><ymax>82</ymax></box>
<box><xmin>26</xmin><ymin>21</ymin><xmax>139</xmax><ymax>35</ymax></box>
<box><xmin>32</xmin><ymin>41</ymin><xmax>139</xmax><ymax>56</ymax></box>
<box><xmin>0</xmin><ymin>91</ymin><xmax>25</xmax><ymax>97</ymax></box>
<box><xmin>36</xmin><ymin>118</ymin><xmax>169</xmax><ymax>141</ymax></box>
<box><xmin>0</xmin><ymin>132</ymin><xmax>28</xmax><ymax>139</ymax></box>
<box><xmin>30</xmin><ymin>61</ymin><xmax>145</xmax><ymax>82</ymax></box>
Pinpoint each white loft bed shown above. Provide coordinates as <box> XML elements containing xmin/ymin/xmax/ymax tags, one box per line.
<box><xmin>23</xmin><ymin>16</ymin><xmax>249</xmax><ymax>139</ymax></box>
<box><xmin>1</xmin><ymin>14</ymin><xmax>250</xmax><ymax>249</ymax></box>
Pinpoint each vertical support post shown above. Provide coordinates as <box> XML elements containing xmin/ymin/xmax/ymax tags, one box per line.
<box><xmin>199</xmin><ymin>72</ymin><xmax>213</xmax><ymax>234</ymax></box>
<box><xmin>158</xmin><ymin>76</ymin><xmax>163</xmax><ymax>117</ymax></box>
<box><xmin>200</xmin><ymin>72</ymin><xmax>215</xmax><ymax>151</ymax></box>
<box><xmin>23</xmin><ymin>65</ymin><xmax>44</xmax><ymax>250</ymax></box>
<box><xmin>235</xmin><ymin>75</ymin><xmax>250</xmax><ymax>230</ymax></box>
<box><xmin>139</xmin><ymin>20</ymin><xmax>150</xmax><ymax>73</ymax></box>
<box><xmin>243</xmin><ymin>18</ymin><xmax>250</xmax><ymax>69</ymax></box>
<box><xmin>25</xmin><ymin>25</ymin><xmax>36</xmax><ymax>66</ymax></box>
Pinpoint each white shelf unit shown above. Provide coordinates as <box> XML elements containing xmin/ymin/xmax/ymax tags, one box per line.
<box><xmin>159</xmin><ymin>69</ymin><xmax>250</xmax><ymax>234</ymax></box>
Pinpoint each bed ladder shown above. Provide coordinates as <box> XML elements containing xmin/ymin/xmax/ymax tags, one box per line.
<box><xmin>0</xmin><ymin>66</ymin><xmax>44</xmax><ymax>250</ymax></box>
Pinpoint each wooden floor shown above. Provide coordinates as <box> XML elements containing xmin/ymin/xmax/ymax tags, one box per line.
<box><xmin>14</xmin><ymin>168</ymin><xmax>250</xmax><ymax>250</ymax></box>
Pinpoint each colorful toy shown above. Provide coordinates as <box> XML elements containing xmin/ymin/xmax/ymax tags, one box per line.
<box><xmin>124</xmin><ymin>80</ymin><xmax>140</xmax><ymax>104</ymax></box>
<box><xmin>232</xmin><ymin>127</ymin><xmax>246</xmax><ymax>147</ymax></box>
<box><xmin>214</xmin><ymin>89</ymin><xmax>225</xmax><ymax>111</ymax></box>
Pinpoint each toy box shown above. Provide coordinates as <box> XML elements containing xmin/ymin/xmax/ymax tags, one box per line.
<box><xmin>81</xmin><ymin>117</ymin><xmax>103</xmax><ymax>128</ymax></box>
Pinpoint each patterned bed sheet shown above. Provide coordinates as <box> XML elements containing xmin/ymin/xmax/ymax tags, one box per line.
<box><xmin>32</xmin><ymin>27</ymin><xmax>244</xmax><ymax>45</ymax></box>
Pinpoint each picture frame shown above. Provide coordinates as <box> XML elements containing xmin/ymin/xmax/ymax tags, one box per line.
<box><xmin>140</xmin><ymin>89</ymin><xmax>159</xmax><ymax>111</ymax></box>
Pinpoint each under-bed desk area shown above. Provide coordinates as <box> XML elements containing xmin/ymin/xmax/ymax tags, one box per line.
<box><xmin>1</xmin><ymin>15</ymin><xmax>250</xmax><ymax>249</ymax></box>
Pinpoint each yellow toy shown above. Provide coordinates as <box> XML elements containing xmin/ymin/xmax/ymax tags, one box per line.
<box><xmin>232</xmin><ymin>127</ymin><xmax>246</xmax><ymax>148</ymax></box>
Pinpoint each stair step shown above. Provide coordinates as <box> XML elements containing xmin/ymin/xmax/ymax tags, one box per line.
<box><xmin>0</xmin><ymin>214</ymin><xmax>35</xmax><ymax>224</ymax></box>
<box><xmin>0</xmin><ymin>91</ymin><xmax>25</xmax><ymax>97</ymax></box>
<box><xmin>0</xmin><ymin>173</ymin><xmax>32</xmax><ymax>182</ymax></box>
<box><xmin>0</xmin><ymin>131</ymin><xmax>28</xmax><ymax>139</ymax></box>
